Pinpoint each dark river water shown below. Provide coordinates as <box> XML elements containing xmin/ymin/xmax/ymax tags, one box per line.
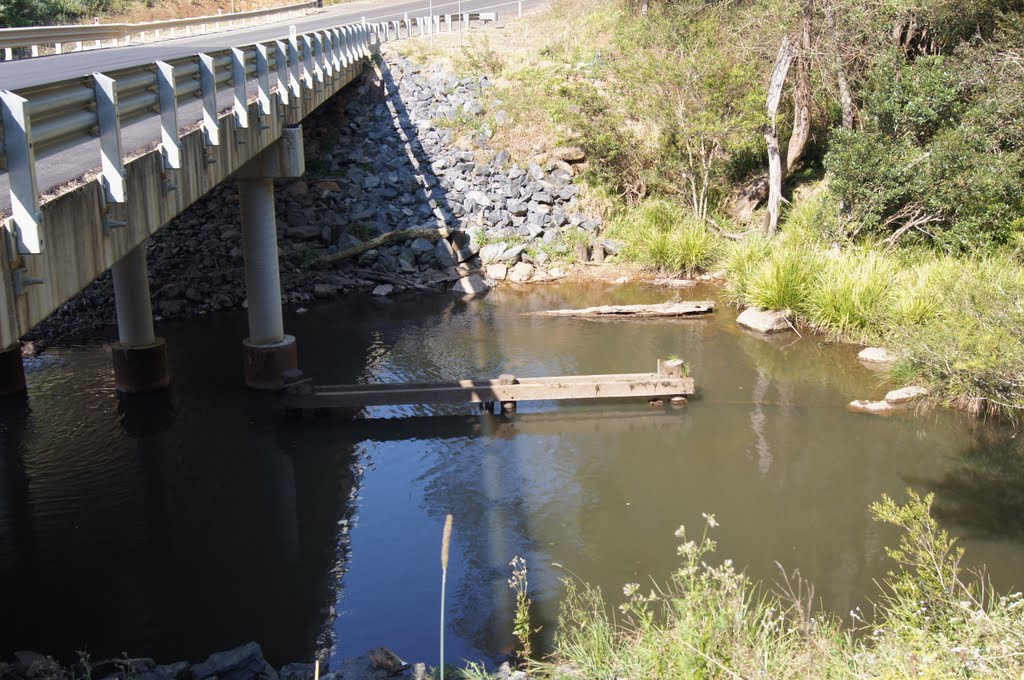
<box><xmin>1</xmin><ymin>282</ymin><xmax>1023</xmax><ymax>669</ymax></box>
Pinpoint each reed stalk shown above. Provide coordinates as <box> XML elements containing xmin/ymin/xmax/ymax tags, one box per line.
<box><xmin>440</xmin><ymin>514</ymin><xmax>454</xmax><ymax>680</ymax></box>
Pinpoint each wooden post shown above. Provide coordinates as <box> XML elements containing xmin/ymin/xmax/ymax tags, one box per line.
<box><xmin>499</xmin><ymin>374</ymin><xmax>517</xmax><ymax>415</ymax></box>
<box><xmin>658</xmin><ymin>359</ymin><xmax>685</xmax><ymax>378</ymax></box>
<box><xmin>591</xmin><ymin>243</ymin><xmax>605</xmax><ymax>263</ymax></box>
<box><xmin>575</xmin><ymin>243</ymin><xmax>590</xmax><ymax>262</ymax></box>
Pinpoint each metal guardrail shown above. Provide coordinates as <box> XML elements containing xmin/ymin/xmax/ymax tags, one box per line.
<box><xmin>0</xmin><ymin>10</ymin><xmax>503</xmax><ymax>254</ymax></box>
<box><xmin>0</xmin><ymin>1</ymin><xmax>319</xmax><ymax>60</ymax></box>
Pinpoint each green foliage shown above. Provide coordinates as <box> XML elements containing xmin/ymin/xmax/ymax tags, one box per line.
<box><xmin>825</xmin><ymin>42</ymin><xmax>1024</xmax><ymax>252</ymax></box>
<box><xmin>536</xmin><ymin>492</ymin><xmax>1024</xmax><ymax>679</ymax></box>
<box><xmin>508</xmin><ymin>556</ymin><xmax>535</xmax><ymax>660</ymax></box>
<box><xmin>804</xmin><ymin>249</ymin><xmax>898</xmax><ymax>341</ymax></box>
<box><xmin>0</xmin><ymin>0</ymin><xmax>127</xmax><ymax>26</ymax></box>
<box><xmin>611</xmin><ymin>200</ymin><xmax>719</xmax><ymax>274</ymax></box>
<box><xmin>887</xmin><ymin>256</ymin><xmax>1024</xmax><ymax>416</ymax></box>
<box><xmin>740</xmin><ymin>244</ymin><xmax>819</xmax><ymax>312</ymax></box>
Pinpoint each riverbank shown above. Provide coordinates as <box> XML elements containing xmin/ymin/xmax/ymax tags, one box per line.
<box><xmin>1</xmin><ymin>642</ymin><xmax>484</xmax><ymax>680</ymax></box>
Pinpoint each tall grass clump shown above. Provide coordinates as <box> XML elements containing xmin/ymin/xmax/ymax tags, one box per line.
<box><xmin>537</xmin><ymin>492</ymin><xmax>1024</xmax><ymax>679</ymax></box>
<box><xmin>740</xmin><ymin>243</ymin><xmax>820</xmax><ymax>312</ymax></box>
<box><xmin>888</xmin><ymin>256</ymin><xmax>1024</xmax><ymax>417</ymax></box>
<box><xmin>804</xmin><ymin>249</ymin><xmax>899</xmax><ymax>341</ymax></box>
<box><xmin>612</xmin><ymin>200</ymin><xmax>719</xmax><ymax>275</ymax></box>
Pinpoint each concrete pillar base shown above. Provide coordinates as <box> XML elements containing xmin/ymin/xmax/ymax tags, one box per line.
<box><xmin>243</xmin><ymin>334</ymin><xmax>298</xmax><ymax>390</ymax></box>
<box><xmin>0</xmin><ymin>344</ymin><xmax>26</xmax><ymax>396</ymax></box>
<box><xmin>112</xmin><ymin>338</ymin><xmax>171</xmax><ymax>393</ymax></box>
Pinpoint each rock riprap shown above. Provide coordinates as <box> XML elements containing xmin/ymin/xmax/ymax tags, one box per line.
<box><xmin>28</xmin><ymin>53</ymin><xmax>602</xmax><ymax>343</ymax></box>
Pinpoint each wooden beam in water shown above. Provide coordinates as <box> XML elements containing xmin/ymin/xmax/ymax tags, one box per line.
<box><xmin>529</xmin><ymin>301</ymin><xmax>714</xmax><ymax>318</ymax></box>
<box><xmin>282</xmin><ymin>360</ymin><xmax>693</xmax><ymax>412</ymax></box>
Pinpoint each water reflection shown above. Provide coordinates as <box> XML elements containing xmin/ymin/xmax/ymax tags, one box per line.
<box><xmin>1</xmin><ymin>284</ymin><xmax>1023</xmax><ymax>671</ymax></box>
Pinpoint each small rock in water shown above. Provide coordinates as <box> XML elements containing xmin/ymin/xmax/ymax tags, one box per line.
<box><xmin>652</xmin><ymin>278</ymin><xmax>696</xmax><ymax>289</ymax></box>
<box><xmin>372</xmin><ymin>284</ymin><xmax>395</xmax><ymax>296</ymax></box>
<box><xmin>858</xmin><ymin>347</ymin><xmax>897</xmax><ymax>364</ymax></box>
<box><xmin>737</xmin><ymin>307</ymin><xmax>793</xmax><ymax>334</ymax></box>
<box><xmin>368</xmin><ymin>648</ymin><xmax>407</xmax><ymax>674</ymax></box>
<box><xmin>885</xmin><ymin>385</ymin><xmax>930</xmax><ymax>404</ymax></box>
<box><xmin>848</xmin><ymin>399</ymin><xmax>899</xmax><ymax>415</ymax></box>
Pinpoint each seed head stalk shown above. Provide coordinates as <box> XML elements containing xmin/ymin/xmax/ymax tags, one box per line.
<box><xmin>440</xmin><ymin>514</ymin><xmax>453</xmax><ymax>680</ymax></box>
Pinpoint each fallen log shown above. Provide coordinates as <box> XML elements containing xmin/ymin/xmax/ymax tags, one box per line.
<box><xmin>318</xmin><ymin>226</ymin><xmax>451</xmax><ymax>265</ymax></box>
<box><xmin>529</xmin><ymin>301</ymin><xmax>715</xmax><ymax>318</ymax></box>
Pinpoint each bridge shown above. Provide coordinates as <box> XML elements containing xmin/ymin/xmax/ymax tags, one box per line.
<box><xmin>0</xmin><ymin>0</ymin><xmax>519</xmax><ymax>395</ymax></box>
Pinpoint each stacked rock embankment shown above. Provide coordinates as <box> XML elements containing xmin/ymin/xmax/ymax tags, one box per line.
<box><xmin>29</xmin><ymin>55</ymin><xmax>609</xmax><ymax>344</ymax></box>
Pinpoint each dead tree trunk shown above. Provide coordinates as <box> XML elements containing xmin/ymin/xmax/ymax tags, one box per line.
<box><xmin>786</xmin><ymin>0</ymin><xmax>814</xmax><ymax>170</ymax></box>
<box><xmin>764</xmin><ymin>37</ymin><xmax>796</xmax><ymax>236</ymax></box>
<box><xmin>826</xmin><ymin>5</ymin><xmax>855</xmax><ymax>129</ymax></box>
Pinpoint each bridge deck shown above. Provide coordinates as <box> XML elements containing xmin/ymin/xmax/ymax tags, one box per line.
<box><xmin>282</xmin><ymin>359</ymin><xmax>694</xmax><ymax>411</ymax></box>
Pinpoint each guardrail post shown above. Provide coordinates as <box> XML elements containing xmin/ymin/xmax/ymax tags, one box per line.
<box><xmin>274</xmin><ymin>40</ymin><xmax>291</xmax><ymax>107</ymax></box>
<box><xmin>155</xmin><ymin>61</ymin><xmax>181</xmax><ymax>170</ymax></box>
<box><xmin>404</xmin><ymin>12</ymin><xmax>410</xmax><ymax>38</ymax></box>
<box><xmin>288</xmin><ymin>29</ymin><xmax>302</xmax><ymax>100</ymax></box>
<box><xmin>519</xmin><ymin>0</ymin><xmax>523</xmax><ymax>17</ymax></box>
<box><xmin>335</xmin><ymin>29</ymin><xmax>346</xmax><ymax>75</ymax></box>
<box><xmin>3</xmin><ymin>48</ymin><xmax>11</xmax><ymax>60</ymax></box>
<box><xmin>256</xmin><ymin>43</ymin><xmax>273</xmax><ymax>121</ymax></box>
<box><xmin>301</xmin><ymin>34</ymin><xmax>316</xmax><ymax>93</ymax></box>
<box><xmin>313</xmin><ymin>32</ymin><xmax>328</xmax><ymax>82</ymax></box>
<box><xmin>0</xmin><ymin>91</ymin><xmax>43</xmax><ymax>254</ymax></box>
<box><xmin>94</xmin><ymin>73</ymin><xmax>127</xmax><ymax>205</ymax></box>
<box><xmin>344</xmin><ymin>26</ymin><xmax>355</xmax><ymax>66</ymax></box>
<box><xmin>199</xmin><ymin>53</ymin><xmax>220</xmax><ymax>147</ymax></box>
<box><xmin>231</xmin><ymin>47</ymin><xmax>249</xmax><ymax>130</ymax></box>
<box><xmin>329</xmin><ymin>29</ymin><xmax>341</xmax><ymax>74</ymax></box>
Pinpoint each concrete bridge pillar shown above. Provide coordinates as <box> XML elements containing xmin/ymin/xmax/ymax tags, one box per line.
<box><xmin>110</xmin><ymin>244</ymin><xmax>170</xmax><ymax>393</ymax></box>
<box><xmin>237</xmin><ymin>127</ymin><xmax>304</xmax><ymax>389</ymax></box>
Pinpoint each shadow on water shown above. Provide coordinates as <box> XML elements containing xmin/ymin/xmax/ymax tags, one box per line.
<box><xmin>918</xmin><ymin>425</ymin><xmax>1024</xmax><ymax>541</ymax></box>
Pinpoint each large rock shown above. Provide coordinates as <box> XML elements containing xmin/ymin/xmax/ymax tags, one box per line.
<box><xmin>479</xmin><ymin>242</ymin><xmax>507</xmax><ymax>265</ymax></box>
<box><xmin>486</xmin><ymin>263</ymin><xmax>509</xmax><ymax>281</ymax></box>
<box><xmin>737</xmin><ymin>307</ymin><xmax>793</xmax><ymax>334</ymax></box>
<box><xmin>190</xmin><ymin>642</ymin><xmax>277</xmax><ymax>680</ymax></box>
<box><xmin>372</xmin><ymin>284</ymin><xmax>394</xmax><ymax>297</ymax></box>
<box><xmin>885</xmin><ymin>385</ymin><xmax>930</xmax><ymax>404</ymax></box>
<box><xmin>508</xmin><ymin>262</ymin><xmax>535</xmax><ymax>283</ymax></box>
<box><xmin>452</xmin><ymin>274</ymin><xmax>490</xmax><ymax>296</ymax></box>
<box><xmin>552</xmin><ymin>146</ymin><xmax>586</xmax><ymax>162</ymax></box>
<box><xmin>858</xmin><ymin>347</ymin><xmax>897</xmax><ymax>364</ymax></box>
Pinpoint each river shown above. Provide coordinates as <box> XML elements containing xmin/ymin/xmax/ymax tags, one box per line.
<box><xmin>1</xmin><ymin>281</ymin><xmax>1022</xmax><ymax>669</ymax></box>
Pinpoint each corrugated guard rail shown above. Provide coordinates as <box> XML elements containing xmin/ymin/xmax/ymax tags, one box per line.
<box><xmin>0</xmin><ymin>1</ymin><xmax>319</xmax><ymax>60</ymax></box>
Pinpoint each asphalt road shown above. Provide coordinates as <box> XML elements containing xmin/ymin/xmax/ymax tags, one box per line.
<box><xmin>0</xmin><ymin>0</ymin><xmax>542</xmax><ymax>212</ymax></box>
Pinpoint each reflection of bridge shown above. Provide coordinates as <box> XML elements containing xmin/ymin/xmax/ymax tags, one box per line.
<box><xmin>0</xmin><ymin>1</ymin><xmax>514</xmax><ymax>397</ymax></box>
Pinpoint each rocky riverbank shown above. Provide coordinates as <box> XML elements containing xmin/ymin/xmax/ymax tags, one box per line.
<box><xmin>1</xmin><ymin>642</ymin><xmax>529</xmax><ymax>680</ymax></box>
<box><xmin>27</xmin><ymin>51</ymin><xmax>614</xmax><ymax>346</ymax></box>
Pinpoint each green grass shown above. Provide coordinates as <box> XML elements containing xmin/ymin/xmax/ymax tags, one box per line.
<box><xmin>804</xmin><ymin>249</ymin><xmax>899</xmax><ymax>341</ymax></box>
<box><xmin>611</xmin><ymin>200</ymin><xmax>719</xmax><ymax>275</ymax></box>
<box><xmin>526</xmin><ymin>491</ymin><xmax>1024</xmax><ymax>680</ymax></box>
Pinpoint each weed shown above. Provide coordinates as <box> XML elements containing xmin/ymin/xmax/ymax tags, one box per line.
<box><xmin>508</xmin><ymin>556</ymin><xmax>535</xmax><ymax>660</ymax></box>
